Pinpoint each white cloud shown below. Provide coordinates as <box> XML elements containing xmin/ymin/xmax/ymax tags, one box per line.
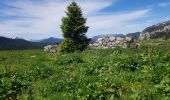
<box><xmin>88</xmin><ymin>9</ymin><xmax>150</xmax><ymax>29</ymax></box>
<box><xmin>0</xmin><ymin>0</ymin><xmax>150</xmax><ymax>40</ymax></box>
<box><xmin>86</xmin><ymin>9</ymin><xmax>151</xmax><ymax>37</ymax></box>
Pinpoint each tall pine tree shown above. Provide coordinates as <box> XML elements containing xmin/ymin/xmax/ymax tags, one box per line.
<box><xmin>59</xmin><ymin>1</ymin><xmax>89</xmax><ymax>53</ymax></box>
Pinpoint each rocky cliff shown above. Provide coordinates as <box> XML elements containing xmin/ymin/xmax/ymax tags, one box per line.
<box><xmin>89</xmin><ymin>36</ymin><xmax>133</xmax><ymax>49</ymax></box>
<box><xmin>140</xmin><ymin>20</ymin><xmax>170</xmax><ymax>39</ymax></box>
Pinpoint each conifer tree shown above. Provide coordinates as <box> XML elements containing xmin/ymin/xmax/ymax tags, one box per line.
<box><xmin>59</xmin><ymin>1</ymin><xmax>89</xmax><ymax>53</ymax></box>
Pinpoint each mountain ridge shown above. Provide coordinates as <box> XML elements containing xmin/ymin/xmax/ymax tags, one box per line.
<box><xmin>140</xmin><ymin>20</ymin><xmax>170</xmax><ymax>39</ymax></box>
<box><xmin>0</xmin><ymin>36</ymin><xmax>47</xmax><ymax>50</ymax></box>
<box><xmin>39</xmin><ymin>37</ymin><xmax>62</xmax><ymax>44</ymax></box>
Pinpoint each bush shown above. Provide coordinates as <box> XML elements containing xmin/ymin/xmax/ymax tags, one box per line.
<box><xmin>0</xmin><ymin>72</ymin><xmax>29</xmax><ymax>100</ymax></box>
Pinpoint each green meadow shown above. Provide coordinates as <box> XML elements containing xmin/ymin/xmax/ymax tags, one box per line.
<box><xmin>0</xmin><ymin>40</ymin><xmax>170</xmax><ymax>100</ymax></box>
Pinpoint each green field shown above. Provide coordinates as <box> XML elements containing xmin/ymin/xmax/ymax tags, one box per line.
<box><xmin>0</xmin><ymin>40</ymin><xmax>170</xmax><ymax>100</ymax></box>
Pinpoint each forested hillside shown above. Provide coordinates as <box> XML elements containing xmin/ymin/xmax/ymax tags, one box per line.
<box><xmin>0</xmin><ymin>36</ymin><xmax>47</xmax><ymax>50</ymax></box>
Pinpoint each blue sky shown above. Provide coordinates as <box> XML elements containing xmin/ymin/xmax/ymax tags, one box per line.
<box><xmin>0</xmin><ymin>0</ymin><xmax>170</xmax><ymax>40</ymax></box>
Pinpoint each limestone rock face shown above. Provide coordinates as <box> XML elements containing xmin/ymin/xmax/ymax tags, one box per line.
<box><xmin>140</xmin><ymin>20</ymin><xmax>170</xmax><ymax>40</ymax></box>
<box><xmin>89</xmin><ymin>36</ymin><xmax>132</xmax><ymax>49</ymax></box>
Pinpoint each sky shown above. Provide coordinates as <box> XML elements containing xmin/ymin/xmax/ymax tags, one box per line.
<box><xmin>0</xmin><ymin>0</ymin><xmax>170</xmax><ymax>40</ymax></box>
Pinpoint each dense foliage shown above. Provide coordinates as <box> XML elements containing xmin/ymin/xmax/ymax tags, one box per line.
<box><xmin>0</xmin><ymin>40</ymin><xmax>170</xmax><ymax>99</ymax></box>
<box><xmin>59</xmin><ymin>2</ymin><xmax>89</xmax><ymax>53</ymax></box>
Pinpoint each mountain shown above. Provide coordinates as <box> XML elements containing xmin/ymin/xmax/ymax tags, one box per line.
<box><xmin>39</xmin><ymin>37</ymin><xmax>62</xmax><ymax>44</ymax></box>
<box><xmin>126</xmin><ymin>32</ymin><xmax>140</xmax><ymax>40</ymax></box>
<box><xmin>14</xmin><ymin>37</ymin><xmax>24</xmax><ymax>40</ymax></box>
<box><xmin>0</xmin><ymin>36</ymin><xmax>47</xmax><ymax>50</ymax></box>
<box><xmin>140</xmin><ymin>20</ymin><xmax>170</xmax><ymax>39</ymax></box>
<box><xmin>31</xmin><ymin>37</ymin><xmax>62</xmax><ymax>45</ymax></box>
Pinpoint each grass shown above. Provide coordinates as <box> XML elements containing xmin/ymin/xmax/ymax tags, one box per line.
<box><xmin>0</xmin><ymin>40</ymin><xmax>170</xmax><ymax>100</ymax></box>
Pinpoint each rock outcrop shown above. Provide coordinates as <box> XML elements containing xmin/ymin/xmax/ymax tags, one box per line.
<box><xmin>89</xmin><ymin>36</ymin><xmax>132</xmax><ymax>49</ymax></box>
<box><xmin>140</xmin><ymin>20</ymin><xmax>170</xmax><ymax>39</ymax></box>
<box><xmin>44</xmin><ymin>45</ymin><xmax>58</xmax><ymax>53</ymax></box>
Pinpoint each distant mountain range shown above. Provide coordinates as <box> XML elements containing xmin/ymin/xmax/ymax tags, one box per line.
<box><xmin>91</xmin><ymin>20</ymin><xmax>170</xmax><ymax>42</ymax></box>
<box><xmin>0</xmin><ymin>36</ymin><xmax>63</xmax><ymax>50</ymax></box>
<box><xmin>33</xmin><ymin>37</ymin><xmax>62</xmax><ymax>44</ymax></box>
<box><xmin>0</xmin><ymin>36</ymin><xmax>47</xmax><ymax>50</ymax></box>
<box><xmin>0</xmin><ymin>33</ymin><xmax>140</xmax><ymax>50</ymax></box>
